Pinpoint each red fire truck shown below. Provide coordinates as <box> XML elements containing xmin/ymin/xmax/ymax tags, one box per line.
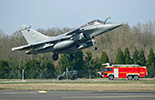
<box><xmin>100</xmin><ymin>63</ymin><xmax>147</xmax><ymax>80</ymax></box>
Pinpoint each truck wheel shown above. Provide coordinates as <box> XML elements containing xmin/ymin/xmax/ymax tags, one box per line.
<box><xmin>71</xmin><ymin>78</ymin><xmax>75</xmax><ymax>80</ymax></box>
<box><xmin>71</xmin><ymin>76</ymin><xmax>75</xmax><ymax>80</ymax></box>
<box><xmin>127</xmin><ymin>75</ymin><xmax>133</xmax><ymax>80</ymax></box>
<box><xmin>59</xmin><ymin>77</ymin><xmax>63</xmax><ymax>80</ymax></box>
<box><xmin>109</xmin><ymin>75</ymin><xmax>114</xmax><ymax>80</ymax></box>
<box><xmin>134</xmin><ymin>75</ymin><xmax>139</xmax><ymax>80</ymax></box>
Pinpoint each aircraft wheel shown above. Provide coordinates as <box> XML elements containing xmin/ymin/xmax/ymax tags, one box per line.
<box><xmin>67</xmin><ymin>54</ymin><xmax>73</xmax><ymax>61</ymax></box>
<box><xmin>53</xmin><ymin>54</ymin><xmax>58</xmax><ymax>61</ymax></box>
<box><xmin>93</xmin><ymin>47</ymin><xmax>97</xmax><ymax>50</ymax></box>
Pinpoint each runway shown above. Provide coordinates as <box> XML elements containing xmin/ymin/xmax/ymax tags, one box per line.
<box><xmin>0</xmin><ymin>91</ymin><xmax>155</xmax><ymax>100</ymax></box>
<box><xmin>0</xmin><ymin>79</ymin><xmax>111</xmax><ymax>83</ymax></box>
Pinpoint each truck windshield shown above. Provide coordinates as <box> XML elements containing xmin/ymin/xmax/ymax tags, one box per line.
<box><xmin>104</xmin><ymin>68</ymin><xmax>112</xmax><ymax>72</ymax></box>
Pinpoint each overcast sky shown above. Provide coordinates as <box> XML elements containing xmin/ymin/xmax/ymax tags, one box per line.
<box><xmin>0</xmin><ymin>0</ymin><xmax>155</xmax><ymax>35</ymax></box>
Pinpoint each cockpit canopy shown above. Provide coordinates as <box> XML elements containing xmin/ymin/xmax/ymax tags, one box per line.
<box><xmin>81</xmin><ymin>19</ymin><xmax>104</xmax><ymax>28</ymax></box>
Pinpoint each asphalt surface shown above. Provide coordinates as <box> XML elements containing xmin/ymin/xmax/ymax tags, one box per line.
<box><xmin>0</xmin><ymin>79</ymin><xmax>107</xmax><ymax>83</ymax></box>
<box><xmin>0</xmin><ymin>91</ymin><xmax>155</xmax><ymax>100</ymax></box>
<box><xmin>0</xmin><ymin>78</ymin><xmax>127</xmax><ymax>83</ymax></box>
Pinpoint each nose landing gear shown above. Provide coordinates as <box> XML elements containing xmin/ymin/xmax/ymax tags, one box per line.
<box><xmin>92</xmin><ymin>37</ymin><xmax>97</xmax><ymax>50</ymax></box>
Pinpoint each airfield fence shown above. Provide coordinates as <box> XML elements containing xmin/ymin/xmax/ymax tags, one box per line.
<box><xmin>0</xmin><ymin>70</ymin><xmax>101</xmax><ymax>79</ymax></box>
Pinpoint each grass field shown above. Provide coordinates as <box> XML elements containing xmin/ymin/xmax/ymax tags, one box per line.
<box><xmin>0</xmin><ymin>78</ymin><xmax>155</xmax><ymax>91</ymax></box>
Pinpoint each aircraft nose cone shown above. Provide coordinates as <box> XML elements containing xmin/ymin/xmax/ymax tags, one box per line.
<box><xmin>112</xmin><ymin>23</ymin><xmax>123</xmax><ymax>28</ymax></box>
<box><xmin>108</xmin><ymin>23</ymin><xmax>123</xmax><ymax>30</ymax></box>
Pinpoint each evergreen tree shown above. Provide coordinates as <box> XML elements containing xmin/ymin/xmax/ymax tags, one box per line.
<box><xmin>124</xmin><ymin>47</ymin><xmax>132</xmax><ymax>64</ymax></box>
<box><xmin>93</xmin><ymin>56</ymin><xmax>102</xmax><ymax>72</ymax></box>
<box><xmin>84</xmin><ymin>51</ymin><xmax>95</xmax><ymax>70</ymax></box>
<box><xmin>7</xmin><ymin>58</ymin><xmax>24</xmax><ymax>79</ymax></box>
<box><xmin>115</xmin><ymin>48</ymin><xmax>124</xmax><ymax>64</ymax></box>
<box><xmin>24</xmin><ymin>59</ymin><xmax>40</xmax><ymax>79</ymax></box>
<box><xmin>24</xmin><ymin>59</ymin><xmax>40</xmax><ymax>70</ymax></box>
<box><xmin>132</xmin><ymin>48</ymin><xmax>139</xmax><ymax>64</ymax></box>
<box><xmin>100</xmin><ymin>51</ymin><xmax>109</xmax><ymax>63</ymax></box>
<box><xmin>40</xmin><ymin>57</ymin><xmax>56</xmax><ymax>79</ymax></box>
<box><xmin>83</xmin><ymin>51</ymin><xmax>96</xmax><ymax>78</ymax></box>
<box><xmin>138</xmin><ymin>49</ymin><xmax>146</xmax><ymax>66</ymax></box>
<box><xmin>147</xmin><ymin>48</ymin><xmax>155</xmax><ymax>78</ymax></box>
<box><xmin>0</xmin><ymin>60</ymin><xmax>9</xmax><ymax>79</ymax></box>
<box><xmin>72</xmin><ymin>50</ymin><xmax>84</xmax><ymax>70</ymax></box>
<box><xmin>147</xmin><ymin>47</ymin><xmax>155</xmax><ymax>66</ymax></box>
<box><xmin>58</xmin><ymin>50</ymin><xmax>84</xmax><ymax>74</ymax></box>
<box><xmin>58</xmin><ymin>54</ymin><xmax>70</xmax><ymax>74</ymax></box>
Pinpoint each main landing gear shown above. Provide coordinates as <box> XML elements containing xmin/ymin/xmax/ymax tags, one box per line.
<box><xmin>52</xmin><ymin>53</ymin><xmax>73</xmax><ymax>61</ymax></box>
<box><xmin>53</xmin><ymin>53</ymin><xmax>58</xmax><ymax>61</ymax></box>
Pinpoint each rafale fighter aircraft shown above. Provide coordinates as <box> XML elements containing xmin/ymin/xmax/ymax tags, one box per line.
<box><xmin>12</xmin><ymin>17</ymin><xmax>123</xmax><ymax>61</ymax></box>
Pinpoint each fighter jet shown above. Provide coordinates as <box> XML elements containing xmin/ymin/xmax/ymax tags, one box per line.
<box><xmin>12</xmin><ymin>17</ymin><xmax>123</xmax><ymax>61</ymax></box>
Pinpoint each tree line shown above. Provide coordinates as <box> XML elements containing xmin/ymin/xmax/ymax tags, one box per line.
<box><xmin>0</xmin><ymin>56</ymin><xmax>56</xmax><ymax>79</ymax></box>
<box><xmin>0</xmin><ymin>20</ymin><xmax>155</xmax><ymax>78</ymax></box>
<box><xmin>0</xmin><ymin>47</ymin><xmax>155</xmax><ymax>78</ymax></box>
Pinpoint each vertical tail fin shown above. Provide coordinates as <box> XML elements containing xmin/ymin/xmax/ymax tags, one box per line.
<box><xmin>19</xmin><ymin>25</ymin><xmax>49</xmax><ymax>44</ymax></box>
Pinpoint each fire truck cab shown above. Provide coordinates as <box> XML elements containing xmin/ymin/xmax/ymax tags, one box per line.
<box><xmin>101</xmin><ymin>64</ymin><xmax>147</xmax><ymax>80</ymax></box>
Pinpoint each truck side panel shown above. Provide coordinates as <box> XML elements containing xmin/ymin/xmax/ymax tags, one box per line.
<box><xmin>119</xmin><ymin>67</ymin><xmax>139</xmax><ymax>78</ymax></box>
